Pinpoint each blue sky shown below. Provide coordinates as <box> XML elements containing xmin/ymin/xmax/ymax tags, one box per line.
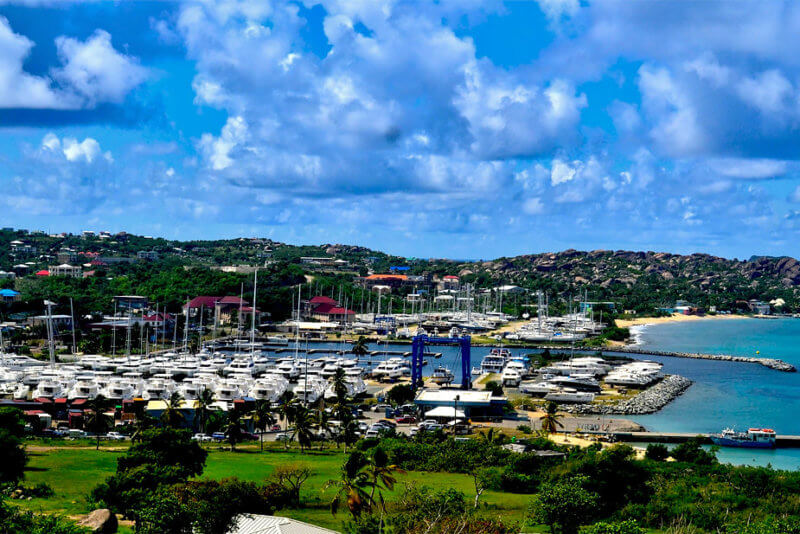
<box><xmin>2</xmin><ymin>1</ymin><xmax>800</xmax><ymax>260</ymax></box>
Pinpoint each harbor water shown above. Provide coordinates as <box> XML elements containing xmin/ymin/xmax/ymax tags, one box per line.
<box><xmin>629</xmin><ymin>317</ymin><xmax>800</xmax><ymax>469</ymax></box>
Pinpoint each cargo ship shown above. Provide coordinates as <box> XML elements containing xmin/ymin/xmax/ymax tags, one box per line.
<box><xmin>710</xmin><ymin>428</ymin><xmax>776</xmax><ymax>448</ymax></box>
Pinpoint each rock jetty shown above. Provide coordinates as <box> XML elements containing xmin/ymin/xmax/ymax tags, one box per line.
<box><xmin>608</xmin><ymin>347</ymin><xmax>796</xmax><ymax>372</ymax></box>
<box><xmin>562</xmin><ymin>375</ymin><xmax>693</xmax><ymax>415</ymax></box>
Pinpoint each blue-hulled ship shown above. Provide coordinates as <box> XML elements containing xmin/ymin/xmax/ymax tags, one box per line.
<box><xmin>710</xmin><ymin>428</ymin><xmax>776</xmax><ymax>448</ymax></box>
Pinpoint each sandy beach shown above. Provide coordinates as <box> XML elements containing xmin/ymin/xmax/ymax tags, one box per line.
<box><xmin>616</xmin><ymin>313</ymin><xmax>751</xmax><ymax>328</ymax></box>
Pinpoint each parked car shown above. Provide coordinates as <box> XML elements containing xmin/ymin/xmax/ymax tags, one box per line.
<box><xmin>105</xmin><ymin>432</ymin><xmax>126</xmax><ymax>441</ymax></box>
<box><xmin>210</xmin><ymin>432</ymin><xmax>226</xmax><ymax>442</ymax></box>
<box><xmin>395</xmin><ymin>416</ymin><xmax>417</xmax><ymax>424</ymax></box>
<box><xmin>192</xmin><ymin>433</ymin><xmax>213</xmax><ymax>442</ymax></box>
<box><xmin>372</xmin><ymin>404</ymin><xmax>392</xmax><ymax>412</ymax></box>
<box><xmin>270</xmin><ymin>424</ymin><xmax>282</xmax><ymax>432</ymax></box>
<box><xmin>364</xmin><ymin>429</ymin><xmax>381</xmax><ymax>439</ymax></box>
<box><xmin>275</xmin><ymin>432</ymin><xmax>293</xmax><ymax>442</ymax></box>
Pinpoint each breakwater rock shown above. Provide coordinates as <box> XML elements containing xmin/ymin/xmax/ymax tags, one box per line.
<box><xmin>608</xmin><ymin>346</ymin><xmax>796</xmax><ymax>372</ymax></box>
<box><xmin>561</xmin><ymin>375</ymin><xmax>693</xmax><ymax>415</ymax></box>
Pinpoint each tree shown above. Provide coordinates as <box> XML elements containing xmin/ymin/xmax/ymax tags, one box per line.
<box><xmin>351</xmin><ymin>336</ymin><xmax>369</xmax><ymax>360</ymax></box>
<box><xmin>92</xmin><ymin>428</ymin><xmax>207</xmax><ymax>521</ymax></box>
<box><xmin>292</xmin><ymin>406</ymin><xmax>317</xmax><ymax>453</ymax></box>
<box><xmin>85</xmin><ymin>395</ymin><xmax>110</xmax><ymax>450</ymax></box>
<box><xmin>324</xmin><ymin>451</ymin><xmax>373</xmax><ymax>518</ymax></box>
<box><xmin>470</xmin><ymin>466</ymin><xmax>502</xmax><ymax>508</ymax></box>
<box><xmin>540</xmin><ymin>401</ymin><xmax>563</xmax><ymax>435</ymax></box>
<box><xmin>270</xmin><ymin>463</ymin><xmax>312</xmax><ymax>508</ymax></box>
<box><xmin>484</xmin><ymin>380</ymin><xmax>504</xmax><ymax>396</ymax></box>
<box><xmin>251</xmin><ymin>400</ymin><xmax>275</xmax><ymax>452</ymax></box>
<box><xmin>331</xmin><ymin>367</ymin><xmax>349</xmax><ymax>405</ymax></box>
<box><xmin>670</xmin><ymin>438</ymin><xmax>718</xmax><ymax>465</ymax></box>
<box><xmin>161</xmin><ymin>391</ymin><xmax>186</xmax><ymax>428</ymax></box>
<box><xmin>527</xmin><ymin>476</ymin><xmax>599</xmax><ymax>534</ymax></box>
<box><xmin>224</xmin><ymin>408</ymin><xmax>245</xmax><ymax>452</ymax></box>
<box><xmin>645</xmin><ymin>443</ymin><xmax>669</xmax><ymax>461</ymax></box>
<box><xmin>196</xmin><ymin>387</ymin><xmax>215</xmax><ymax>434</ymax></box>
<box><xmin>0</xmin><ymin>407</ymin><xmax>26</xmax><ymax>485</ymax></box>
<box><xmin>386</xmin><ymin>383</ymin><xmax>415</xmax><ymax>406</ymax></box>
<box><xmin>364</xmin><ymin>447</ymin><xmax>403</xmax><ymax>508</ymax></box>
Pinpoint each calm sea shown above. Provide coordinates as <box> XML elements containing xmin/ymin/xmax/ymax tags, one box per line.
<box><xmin>629</xmin><ymin>317</ymin><xmax>800</xmax><ymax>469</ymax></box>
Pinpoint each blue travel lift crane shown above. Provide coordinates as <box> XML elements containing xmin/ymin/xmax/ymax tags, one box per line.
<box><xmin>410</xmin><ymin>334</ymin><xmax>471</xmax><ymax>391</ymax></box>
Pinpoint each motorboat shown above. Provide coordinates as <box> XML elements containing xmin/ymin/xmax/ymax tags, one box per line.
<box><xmin>430</xmin><ymin>365</ymin><xmax>455</xmax><ymax>385</ymax></box>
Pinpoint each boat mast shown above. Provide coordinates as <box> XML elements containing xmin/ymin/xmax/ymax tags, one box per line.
<box><xmin>45</xmin><ymin>300</ymin><xmax>55</xmax><ymax>366</ymax></box>
<box><xmin>251</xmin><ymin>268</ymin><xmax>258</xmax><ymax>360</ymax></box>
<box><xmin>112</xmin><ymin>301</ymin><xmax>117</xmax><ymax>357</ymax></box>
<box><xmin>69</xmin><ymin>298</ymin><xmax>77</xmax><ymax>355</ymax></box>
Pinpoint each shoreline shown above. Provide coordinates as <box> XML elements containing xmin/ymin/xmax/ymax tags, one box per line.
<box><xmin>616</xmin><ymin>313</ymin><xmax>753</xmax><ymax>329</ymax></box>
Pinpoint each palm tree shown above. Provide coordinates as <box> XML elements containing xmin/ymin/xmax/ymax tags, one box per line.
<box><xmin>540</xmin><ymin>401</ymin><xmax>564</xmax><ymax>435</ymax></box>
<box><xmin>293</xmin><ymin>406</ymin><xmax>317</xmax><ymax>453</ymax></box>
<box><xmin>161</xmin><ymin>391</ymin><xmax>185</xmax><ymax>428</ymax></box>
<box><xmin>130</xmin><ymin>413</ymin><xmax>155</xmax><ymax>443</ymax></box>
<box><xmin>224</xmin><ymin>408</ymin><xmax>246</xmax><ymax>451</ymax></box>
<box><xmin>331</xmin><ymin>367</ymin><xmax>349</xmax><ymax>405</ymax></box>
<box><xmin>196</xmin><ymin>387</ymin><xmax>215</xmax><ymax>434</ymax></box>
<box><xmin>477</xmin><ymin>427</ymin><xmax>507</xmax><ymax>445</ymax></box>
<box><xmin>85</xmin><ymin>395</ymin><xmax>109</xmax><ymax>450</ymax></box>
<box><xmin>364</xmin><ymin>447</ymin><xmax>403</xmax><ymax>504</ymax></box>
<box><xmin>324</xmin><ymin>451</ymin><xmax>373</xmax><ymax>518</ymax></box>
<box><xmin>251</xmin><ymin>400</ymin><xmax>275</xmax><ymax>452</ymax></box>
<box><xmin>351</xmin><ymin>336</ymin><xmax>369</xmax><ymax>361</ymax></box>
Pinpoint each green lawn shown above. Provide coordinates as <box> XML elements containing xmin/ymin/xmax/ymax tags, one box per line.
<box><xmin>17</xmin><ymin>443</ymin><xmax>533</xmax><ymax>531</ymax></box>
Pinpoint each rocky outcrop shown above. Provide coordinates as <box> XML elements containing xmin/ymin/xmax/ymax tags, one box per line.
<box><xmin>609</xmin><ymin>347</ymin><xmax>796</xmax><ymax>372</ymax></box>
<box><xmin>562</xmin><ymin>375</ymin><xmax>693</xmax><ymax>415</ymax></box>
<box><xmin>78</xmin><ymin>509</ymin><xmax>118</xmax><ymax>534</ymax></box>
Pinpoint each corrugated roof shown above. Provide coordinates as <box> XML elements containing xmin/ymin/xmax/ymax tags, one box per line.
<box><xmin>228</xmin><ymin>515</ymin><xmax>340</xmax><ymax>534</ymax></box>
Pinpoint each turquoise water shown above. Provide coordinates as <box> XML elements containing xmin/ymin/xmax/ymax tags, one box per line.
<box><xmin>630</xmin><ymin>317</ymin><xmax>800</xmax><ymax>469</ymax></box>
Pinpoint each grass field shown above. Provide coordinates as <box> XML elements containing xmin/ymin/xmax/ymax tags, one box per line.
<box><xmin>16</xmin><ymin>441</ymin><xmax>534</xmax><ymax>531</ymax></box>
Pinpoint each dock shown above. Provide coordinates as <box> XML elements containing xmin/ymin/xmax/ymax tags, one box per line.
<box><xmin>607</xmin><ymin>431</ymin><xmax>800</xmax><ymax>448</ymax></box>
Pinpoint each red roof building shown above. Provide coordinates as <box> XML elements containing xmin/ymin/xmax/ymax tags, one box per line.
<box><xmin>35</xmin><ymin>270</ymin><xmax>50</xmax><ymax>277</ymax></box>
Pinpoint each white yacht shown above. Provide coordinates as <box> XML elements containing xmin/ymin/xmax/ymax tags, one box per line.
<box><xmin>544</xmin><ymin>388</ymin><xmax>595</xmax><ymax>403</ymax></box>
<box><xmin>501</xmin><ymin>367</ymin><xmax>522</xmax><ymax>387</ymax></box>
<box><xmin>68</xmin><ymin>379</ymin><xmax>100</xmax><ymax>399</ymax></box>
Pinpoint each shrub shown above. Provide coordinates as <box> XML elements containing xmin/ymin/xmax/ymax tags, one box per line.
<box><xmin>527</xmin><ymin>476</ymin><xmax>599</xmax><ymax>534</ymax></box>
<box><xmin>645</xmin><ymin>443</ymin><xmax>669</xmax><ymax>461</ymax></box>
<box><xmin>583</xmin><ymin>519</ymin><xmax>646</xmax><ymax>534</ymax></box>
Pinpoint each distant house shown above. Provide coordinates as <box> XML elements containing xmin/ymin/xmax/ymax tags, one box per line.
<box><xmin>49</xmin><ymin>264</ymin><xmax>82</xmax><ymax>278</ymax></box>
<box><xmin>29</xmin><ymin>314</ymin><xmax>73</xmax><ymax>330</ymax></box>
<box><xmin>440</xmin><ymin>275</ymin><xmax>459</xmax><ymax>290</ymax></box>
<box><xmin>226</xmin><ymin>514</ymin><xmax>339</xmax><ymax>534</ymax></box>
<box><xmin>495</xmin><ymin>285</ymin><xmax>526</xmax><ymax>295</ymax></box>
<box><xmin>113</xmin><ymin>295</ymin><xmax>149</xmax><ymax>311</ymax></box>
<box><xmin>10</xmin><ymin>240</ymin><xmax>37</xmax><ymax>255</ymax></box>
<box><xmin>748</xmin><ymin>299</ymin><xmax>771</xmax><ymax>315</ymax></box>
<box><xmin>362</xmin><ymin>274</ymin><xmax>408</xmax><ymax>289</ymax></box>
<box><xmin>303</xmin><ymin>296</ymin><xmax>355</xmax><ymax>323</ymax></box>
<box><xmin>0</xmin><ymin>289</ymin><xmax>20</xmax><ymax>303</ymax></box>
<box><xmin>137</xmin><ymin>250</ymin><xmax>159</xmax><ymax>261</ymax></box>
<box><xmin>0</xmin><ymin>271</ymin><xmax>15</xmax><ymax>280</ymax></box>
<box><xmin>56</xmin><ymin>250</ymin><xmax>78</xmax><ymax>264</ymax></box>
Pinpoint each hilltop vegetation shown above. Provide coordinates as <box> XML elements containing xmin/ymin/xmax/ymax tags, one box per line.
<box><xmin>3</xmin><ymin>228</ymin><xmax>800</xmax><ymax>317</ymax></box>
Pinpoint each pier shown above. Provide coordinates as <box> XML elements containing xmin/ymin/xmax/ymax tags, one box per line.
<box><xmin>607</xmin><ymin>431</ymin><xmax>800</xmax><ymax>448</ymax></box>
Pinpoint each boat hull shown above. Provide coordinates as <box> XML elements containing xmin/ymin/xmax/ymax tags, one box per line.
<box><xmin>710</xmin><ymin>437</ymin><xmax>775</xmax><ymax>449</ymax></box>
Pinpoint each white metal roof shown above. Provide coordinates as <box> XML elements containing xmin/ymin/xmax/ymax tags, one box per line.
<box><xmin>228</xmin><ymin>515</ymin><xmax>340</xmax><ymax>534</ymax></box>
